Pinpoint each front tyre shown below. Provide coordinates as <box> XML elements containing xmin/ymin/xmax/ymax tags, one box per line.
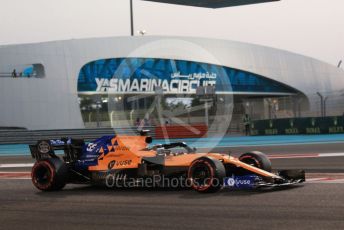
<box><xmin>239</xmin><ymin>151</ymin><xmax>272</xmax><ymax>172</ymax></box>
<box><xmin>31</xmin><ymin>158</ymin><xmax>68</xmax><ymax>191</ymax></box>
<box><xmin>188</xmin><ymin>157</ymin><xmax>226</xmax><ymax>193</ymax></box>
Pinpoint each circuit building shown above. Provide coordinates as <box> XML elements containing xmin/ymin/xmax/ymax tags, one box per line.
<box><xmin>0</xmin><ymin>36</ymin><xmax>344</xmax><ymax>130</ymax></box>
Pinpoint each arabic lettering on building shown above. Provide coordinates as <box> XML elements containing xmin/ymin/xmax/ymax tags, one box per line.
<box><xmin>96</xmin><ymin>72</ymin><xmax>217</xmax><ymax>93</ymax></box>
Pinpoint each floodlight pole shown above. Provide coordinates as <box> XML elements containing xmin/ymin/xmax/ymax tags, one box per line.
<box><xmin>130</xmin><ymin>0</ymin><xmax>134</xmax><ymax>36</ymax></box>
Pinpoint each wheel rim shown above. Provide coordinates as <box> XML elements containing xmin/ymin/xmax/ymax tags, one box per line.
<box><xmin>189</xmin><ymin>161</ymin><xmax>214</xmax><ymax>191</ymax></box>
<box><xmin>240</xmin><ymin>156</ymin><xmax>261</xmax><ymax>168</ymax></box>
<box><xmin>32</xmin><ymin>162</ymin><xmax>54</xmax><ymax>189</ymax></box>
<box><xmin>193</xmin><ymin>165</ymin><xmax>211</xmax><ymax>186</ymax></box>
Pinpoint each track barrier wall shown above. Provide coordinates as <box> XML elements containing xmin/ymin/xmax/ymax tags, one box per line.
<box><xmin>251</xmin><ymin>116</ymin><xmax>344</xmax><ymax>136</ymax></box>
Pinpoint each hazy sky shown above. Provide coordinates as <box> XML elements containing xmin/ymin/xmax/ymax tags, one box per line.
<box><xmin>0</xmin><ymin>0</ymin><xmax>343</xmax><ymax>66</ymax></box>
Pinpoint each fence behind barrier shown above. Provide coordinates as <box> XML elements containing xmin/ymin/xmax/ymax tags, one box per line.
<box><xmin>251</xmin><ymin>116</ymin><xmax>344</xmax><ymax>136</ymax></box>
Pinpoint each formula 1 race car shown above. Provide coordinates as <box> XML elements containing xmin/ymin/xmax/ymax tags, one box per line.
<box><xmin>29</xmin><ymin>132</ymin><xmax>305</xmax><ymax>193</ymax></box>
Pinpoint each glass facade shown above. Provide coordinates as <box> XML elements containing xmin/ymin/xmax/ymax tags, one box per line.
<box><xmin>77</xmin><ymin>58</ymin><xmax>299</xmax><ymax>129</ymax></box>
<box><xmin>78</xmin><ymin>58</ymin><xmax>298</xmax><ymax>95</ymax></box>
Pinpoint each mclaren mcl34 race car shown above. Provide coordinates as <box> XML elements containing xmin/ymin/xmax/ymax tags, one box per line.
<box><xmin>29</xmin><ymin>132</ymin><xmax>305</xmax><ymax>193</ymax></box>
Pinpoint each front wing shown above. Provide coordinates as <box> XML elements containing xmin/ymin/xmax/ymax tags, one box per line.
<box><xmin>224</xmin><ymin>170</ymin><xmax>305</xmax><ymax>189</ymax></box>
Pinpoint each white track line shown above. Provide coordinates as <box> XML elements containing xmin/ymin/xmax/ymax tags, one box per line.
<box><xmin>268</xmin><ymin>152</ymin><xmax>344</xmax><ymax>159</ymax></box>
<box><xmin>306</xmin><ymin>178</ymin><xmax>344</xmax><ymax>184</ymax></box>
<box><xmin>318</xmin><ymin>153</ymin><xmax>344</xmax><ymax>157</ymax></box>
<box><xmin>0</xmin><ymin>163</ymin><xmax>34</xmax><ymax>168</ymax></box>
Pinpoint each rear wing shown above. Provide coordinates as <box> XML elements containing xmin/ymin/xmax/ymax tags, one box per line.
<box><xmin>29</xmin><ymin>138</ymin><xmax>85</xmax><ymax>162</ymax></box>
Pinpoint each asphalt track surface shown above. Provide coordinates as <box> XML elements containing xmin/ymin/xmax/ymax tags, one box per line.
<box><xmin>1</xmin><ymin>142</ymin><xmax>344</xmax><ymax>230</ymax></box>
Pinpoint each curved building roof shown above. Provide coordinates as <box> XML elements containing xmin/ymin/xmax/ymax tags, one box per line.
<box><xmin>143</xmin><ymin>0</ymin><xmax>280</xmax><ymax>8</ymax></box>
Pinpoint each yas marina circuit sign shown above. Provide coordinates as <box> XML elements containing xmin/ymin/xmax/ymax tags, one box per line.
<box><xmin>77</xmin><ymin>57</ymin><xmax>296</xmax><ymax>95</ymax></box>
<box><xmin>95</xmin><ymin>72</ymin><xmax>217</xmax><ymax>94</ymax></box>
<box><xmin>77</xmin><ymin>58</ymin><xmax>226</xmax><ymax>95</ymax></box>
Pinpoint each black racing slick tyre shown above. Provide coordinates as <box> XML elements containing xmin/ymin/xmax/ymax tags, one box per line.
<box><xmin>239</xmin><ymin>151</ymin><xmax>272</xmax><ymax>172</ymax></box>
<box><xmin>188</xmin><ymin>157</ymin><xmax>226</xmax><ymax>193</ymax></box>
<box><xmin>31</xmin><ymin>158</ymin><xmax>68</xmax><ymax>191</ymax></box>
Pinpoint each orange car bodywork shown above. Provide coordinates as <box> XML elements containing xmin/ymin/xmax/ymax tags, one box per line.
<box><xmin>88</xmin><ymin>135</ymin><xmax>281</xmax><ymax>179</ymax></box>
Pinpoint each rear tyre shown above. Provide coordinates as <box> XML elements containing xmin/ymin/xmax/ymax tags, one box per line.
<box><xmin>31</xmin><ymin>158</ymin><xmax>68</xmax><ymax>191</ymax></box>
<box><xmin>239</xmin><ymin>151</ymin><xmax>272</xmax><ymax>172</ymax></box>
<box><xmin>188</xmin><ymin>157</ymin><xmax>226</xmax><ymax>193</ymax></box>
